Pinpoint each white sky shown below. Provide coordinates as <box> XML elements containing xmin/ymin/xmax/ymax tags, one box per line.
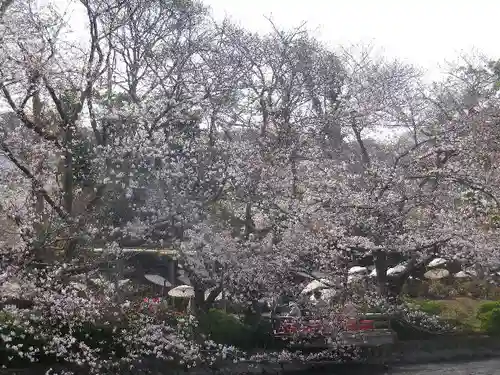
<box><xmin>204</xmin><ymin>0</ymin><xmax>500</xmax><ymax>81</ymax></box>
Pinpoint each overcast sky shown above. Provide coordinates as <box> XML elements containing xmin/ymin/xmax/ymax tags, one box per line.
<box><xmin>204</xmin><ymin>0</ymin><xmax>500</xmax><ymax>81</ymax></box>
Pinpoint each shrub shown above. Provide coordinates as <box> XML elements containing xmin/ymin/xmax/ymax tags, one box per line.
<box><xmin>478</xmin><ymin>308</ymin><xmax>500</xmax><ymax>336</ymax></box>
<box><xmin>477</xmin><ymin>301</ymin><xmax>500</xmax><ymax>318</ymax></box>
<box><xmin>247</xmin><ymin>319</ymin><xmax>281</xmax><ymax>350</ymax></box>
<box><xmin>476</xmin><ymin>301</ymin><xmax>500</xmax><ymax>336</ymax></box>
<box><xmin>0</xmin><ymin>308</ymin><xmax>199</xmax><ymax>371</ymax></box>
<box><xmin>198</xmin><ymin>309</ymin><xmax>251</xmax><ymax>348</ymax></box>
<box><xmin>198</xmin><ymin>309</ymin><xmax>277</xmax><ymax>350</ymax></box>
<box><xmin>390</xmin><ymin>308</ymin><xmax>455</xmax><ymax>340</ymax></box>
<box><xmin>477</xmin><ymin>301</ymin><xmax>500</xmax><ymax>317</ymax></box>
<box><xmin>0</xmin><ymin>267</ymin><xmax>239</xmax><ymax>374</ymax></box>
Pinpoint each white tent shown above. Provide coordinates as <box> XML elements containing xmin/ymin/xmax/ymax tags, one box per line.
<box><xmin>168</xmin><ymin>285</ymin><xmax>195</xmax><ymax>298</ymax></box>
<box><xmin>144</xmin><ymin>274</ymin><xmax>172</xmax><ymax>287</ymax></box>
<box><xmin>369</xmin><ymin>264</ymin><xmax>406</xmax><ymax>277</ymax></box>
<box><xmin>428</xmin><ymin>258</ymin><xmax>447</xmax><ymax>268</ymax></box>
<box><xmin>424</xmin><ymin>268</ymin><xmax>450</xmax><ymax>280</ymax></box>
<box><xmin>387</xmin><ymin>264</ymin><xmax>407</xmax><ymax>276</ymax></box>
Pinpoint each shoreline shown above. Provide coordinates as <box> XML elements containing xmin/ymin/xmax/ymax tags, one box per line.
<box><xmin>392</xmin><ymin>334</ymin><xmax>500</xmax><ymax>365</ymax></box>
<box><xmin>192</xmin><ymin>335</ymin><xmax>500</xmax><ymax>374</ymax></box>
<box><xmin>3</xmin><ymin>336</ymin><xmax>500</xmax><ymax>374</ymax></box>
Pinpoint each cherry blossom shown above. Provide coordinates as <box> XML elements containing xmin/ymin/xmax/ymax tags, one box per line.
<box><xmin>1</xmin><ymin>0</ymin><xmax>500</xmax><ymax>372</ymax></box>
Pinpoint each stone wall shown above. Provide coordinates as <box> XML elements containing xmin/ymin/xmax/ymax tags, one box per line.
<box><xmin>392</xmin><ymin>335</ymin><xmax>500</xmax><ymax>364</ymax></box>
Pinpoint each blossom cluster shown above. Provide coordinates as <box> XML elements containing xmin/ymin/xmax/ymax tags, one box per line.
<box><xmin>1</xmin><ymin>0</ymin><xmax>500</xmax><ymax>372</ymax></box>
<box><xmin>0</xmin><ymin>265</ymin><xmax>239</xmax><ymax>374</ymax></box>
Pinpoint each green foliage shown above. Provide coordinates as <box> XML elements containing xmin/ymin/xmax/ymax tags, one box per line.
<box><xmin>197</xmin><ymin>309</ymin><xmax>277</xmax><ymax>350</ymax></box>
<box><xmin>246</xmin><ymin>319</ymin><xmax>278</xmax><ymax>350</ymax></box>
<box><xmin>477</xmin><ymin>302</ymin><xmax>500</xmax><ymax>336</ymax></box>
<box><xmin>414</xmin><ymin>300</ymin><xmax>443</xmax><ymax>315</ymax></box>
<box><xmin>198</xmin><ymin>309</ymin><xmax>251</xmax><ymax>348</ymax></box>
<box><xmin>404</xmin><ymin>297</ymin><xmax>488</xmax><ymax>333</ymax></box>
<box><xmin>477</xmin><ymin>301</ymin><xmax>500</xmax><ymax>316</ymax></box>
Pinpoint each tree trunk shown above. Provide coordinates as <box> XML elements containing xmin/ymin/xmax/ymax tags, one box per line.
<box><xmin>32</xmin><ymin>90</ymin><xmax>49</xmax><ymax>260</ymax></box>
<box><xmin>385</xmin><ymin>275</ymin><xmax>407</xmax><ymax>304</ymax></box>
<box><xmin>244</xmin><ymin>299</ymin><xmax>263</xmax><ymax>327</ymax></box>
<box><xmin>374</xmin><ymin>250</ymin><xmax>389</xmax><ymax>298</ymax></box>
<box><xmin>378</xmin><ymin>254</ymin><xmax>435</xmax><ymax>304</ymax></box>
<box><xmin>167</xmin><ymin>258</ymin><xmax>176</xmax><ymax>286</ymax></box>
<box><xmin>194</xmin><ymin>285</ymin><xmax>222</xmax><ymax>314</ymax></box>
<box><xmin>33</xmin><ymin>91</ymin><xmax>44</xmax><ymax>222</ymax></box>
<box><xmin>62</xmin><ymin>125</ymin><xmax>73</xmax><ymax>215</ymax></box>
<box><xmin>192</xmin><ymin>287</ymin><xmax>205</xmax><ymax>314</ymax></box>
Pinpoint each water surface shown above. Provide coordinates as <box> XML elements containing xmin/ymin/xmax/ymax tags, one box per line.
<box><xmin>309</xmin><ymin>359</ymin><xmax>500</xmax><ymax>375</ymax></box>
<box><xmin>389</xmin><ymin>359</ymin><xmax>500</xmax><ymax>375</ymax></box>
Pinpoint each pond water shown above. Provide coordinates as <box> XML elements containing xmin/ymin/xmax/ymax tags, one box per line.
<box><xmin>389</xmin><ymin>359</ymin><xmax>500</xmax><ymax>375</ymax></box>
<box><xmin>7</xmin><ymin>359</ymin><xmax>500</xmax><ymax>374</ymax></box>
<box><xmin>314</xmin><ymin>359</ymin><xmax>500</xmax><ymax>375</ymax></box>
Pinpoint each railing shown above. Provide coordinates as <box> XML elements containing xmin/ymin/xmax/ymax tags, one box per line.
<box><xmin>273</xmin><ymin>315</ymin><xmax>388</xmax><ymax>338</ymax></box>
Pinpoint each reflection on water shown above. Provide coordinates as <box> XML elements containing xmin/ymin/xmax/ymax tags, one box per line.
<box><xmin>308</xmin><ymin>359</ymin><xmax>500</xmax><ymax>375</ymax></box>
<box><xmin>388</xmin><ymin>359</ymin><xmax>500</xmax><ymax>375</ymax></box>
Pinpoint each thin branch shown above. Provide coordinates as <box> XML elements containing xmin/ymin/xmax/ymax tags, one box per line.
<box><xmin>0</xmin><ymin>83</ymin><xmax>62</xmax><ymax>147</ymax></box>
<box><xmin>0</xmin><ymin>141</ymin><xmax>69</xmax><ymax>221</ymax></box>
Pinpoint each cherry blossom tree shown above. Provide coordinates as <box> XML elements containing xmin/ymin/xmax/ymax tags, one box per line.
<box><xmin>3</xmin><ymin>0</ymin><xmax>500</xmax><ymax>372</ymax></box>
<box><xmin>0</xmin><ymin>0</ymin><xmax>237</xmax><ymax>372</ymax></box>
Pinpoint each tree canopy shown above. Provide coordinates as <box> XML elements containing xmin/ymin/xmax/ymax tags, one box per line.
<box><xmin>1</xmin><ymin>0</ymin><xmax>500</xmax><ymax>372</ymax></box>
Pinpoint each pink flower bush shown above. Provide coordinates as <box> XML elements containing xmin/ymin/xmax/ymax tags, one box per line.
<box><xmin>0</xmin><ymin>265</ymin><xmax>240</xmax><ymax>373</ymax></box>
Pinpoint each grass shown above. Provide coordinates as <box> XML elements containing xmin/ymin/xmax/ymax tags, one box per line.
<box><xmin>407</xmin><ymin>297</ymin><xmax>494</xmax><ymax>332</ymax></box>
